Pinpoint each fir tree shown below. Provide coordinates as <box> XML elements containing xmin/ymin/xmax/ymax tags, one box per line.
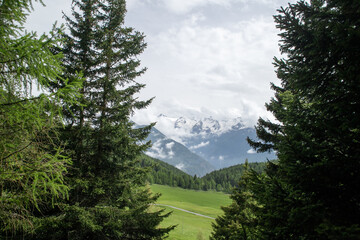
<box><xmin>210</xmin><ymin>161</ymin><xmax>261</xmax><ymax>240</ymax></box>
<box><xmin>246</xmin><ymin>0</ymin><xmax>360</xmax><ymax>239</ymax></box>
<box><xmin>33</xmin><ymin>0</ymin><xmax>173</xmax><ymax>239</ymax></box>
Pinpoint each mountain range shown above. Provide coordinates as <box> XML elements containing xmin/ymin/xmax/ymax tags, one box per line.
<box><xmin>144</xmin><ymin>115</ymin><xmax>276</xmax><ymax>176</ymax></box>
<box><xmin>145</xmin><ymin>127</ymin><xmax>215</xmax><ymax>176</ymax></box>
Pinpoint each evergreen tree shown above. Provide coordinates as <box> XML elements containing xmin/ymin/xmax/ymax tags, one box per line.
<box><xmin>33</xmin><ymin>0</ymin><xmax>173</xmax><ymax>239</ymax></box>
<box><xmin>246</xmin><ymin>0</ymin><xmax>360</xmax><ymax>239</ymax></box>
<box><xmin>0</xmin><ymin>0</ymin><xmax>82</xmax><ymax>237</ymax></box>
<box><xmin>211</xmin><ymin>161</ymin><xmax>261</xmax><ymax>240</ymax></box>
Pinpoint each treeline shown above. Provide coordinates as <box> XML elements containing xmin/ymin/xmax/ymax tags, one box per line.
<box><xmin>139</xmin><ymin>155</ymin><xmax>266</xmax><ymax>193</ymax></box>
<box><xmin>0</xmin><ymin>1</ymin><xmax>173</xmax><ymax>239</ymax></box>
<box><xmin>202</xmin><ymin>162</ymin><xmax>266</xmax><ymax>193</ymax></box>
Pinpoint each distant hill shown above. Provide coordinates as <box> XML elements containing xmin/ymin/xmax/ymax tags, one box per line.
<box><xmin>202</xmin><ymin>162</ymin><xmax>267</xmax><ymax>193</ymax></box>
<box><xmin>139</xmin><ymin>155</ymin><xmax>267</xmax><ymax>193</ymax></box>
<box><xmin>139</xmin><ymin>154</ymin><xmax>195</xmax><ymax>187</ymax></box>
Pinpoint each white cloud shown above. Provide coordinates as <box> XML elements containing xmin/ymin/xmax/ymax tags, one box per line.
<box><xmin>247</xmin><ymin>148</ymin><xmax>256</xmax><ymax>154</ymax></box>
<box><xmin>166</xmin><ymin>142</ymin><xmax>175</xmax><ymax>149</ymax></box>
<box><xmin>146</xmin><ymin>140</ymin><xmax>167</xmax><ymax>159</ymax></box>
<box><xmin>161</xmin><ymin>0</ymin><xmax>235</xmax><ymax>14</ymax></box>
<box><xmin>159</xmin><ymin>0</ymin><xmax>285</xmax><ymax>14</ymax></box>
<box><xmin>190</xmin><ymin>141</ymin><xmax>210</xmax><ymax>150</ymax></box>
<box><xmin>25</xmin><ymin>0</ymin><xmax>297</xmax><ymax>129</ymax></box>
<box><xmin>175</xmin><ymin>163</ymin><xmax>185</xmax><ymax>170</ymax></box>
<box><xmin>168</xmin><ymin>150</ymin><xmax>175</xmax><ymax>158</ymax></box>
<box><xmin>146</xmin><ymin>151</ymin><xmax>166</xmax><ymax>159</ymax></box>
<box><xmin>136</xmin><ymin>15</ymin><xmax>280</xmax><ymax>126</ymax></box>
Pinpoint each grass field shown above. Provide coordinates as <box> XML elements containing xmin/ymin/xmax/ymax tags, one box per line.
<box><xmin>150</xmin><ymin>184</ymin><xmax>231</xmax><ymax>240</ymax></box>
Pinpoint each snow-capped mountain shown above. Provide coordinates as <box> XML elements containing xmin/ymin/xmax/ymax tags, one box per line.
<box><xmin>151</xmin><ymin>115</ymin><xmax>276</xmax><ymax>170</ymax></box>
<box><xmin>145</xmin><ymin>127</ymin><xmax>215</xmax><ymax>177</ymax></box>
<box><xmin>173</xmin><ymin>116</ymin><xmax>245</xmax><ymax>136</ymax></box>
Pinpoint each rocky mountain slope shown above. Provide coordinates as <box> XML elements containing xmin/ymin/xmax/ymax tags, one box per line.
<box><xmin>145</xmin><ymin>127</ymin><xmax>215</xmax><ymax>176</ymax></box>
<box><xmin>141</xmin><ymin>115</ymin><xmax>276</xmax><ymax>175</ymax></box>
<box><xmin>152</xmin><ymin>115</ymin><xmax>276</xmax><ymax>170</ymax></box>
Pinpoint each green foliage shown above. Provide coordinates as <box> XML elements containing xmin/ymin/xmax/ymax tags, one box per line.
<box><xmin>211</xmin><ymin>161</ymin><xmax>262</xmax><ymax>240</ymax></box>
<box><xmin>141</xmin><ymin>154</ymin><xmax>266</xmax><ymax>193</ymax></box>
<box><xmin>140</xmin><ymin>155</ymin><xmax>204</xmax><ymax>190</ymax></box>
<box><xmin>243</xmin><ymin>0</ymin><xmax>360</xmax><ymax>239</ymax></box>
<box><xmin>202</xmin><ymin>161</ymin><xmax>266</xmax><ymax>193</ymax></box>
<box><xmin>0</xmin><ymin>0</ymin><xmax>82</xmax><ymax>236</ymax></box>
<box><xmin>30</xmin><ymin>0</ymin><xmax>172</xmax><ymax>239</ymax></box>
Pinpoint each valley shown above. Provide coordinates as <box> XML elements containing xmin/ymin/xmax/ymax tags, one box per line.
<box><xmin>150</xmin><ymin>184</ymin><xmax>231</xmax><ymax>240</ymax></box>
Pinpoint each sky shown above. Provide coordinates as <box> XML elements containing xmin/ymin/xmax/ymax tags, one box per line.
<box><xmin>26</xmin><ymin>0</ymin><xmax>296</xmax><ymax>127</ymax></box>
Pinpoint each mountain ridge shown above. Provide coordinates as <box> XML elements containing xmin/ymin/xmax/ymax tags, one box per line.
<box><xmin>141</xmin><ymin>115</ymin><xmax>276</xmax><ymax>175</ymax></box>
<box><xmin>145</xmin><ymin>127</ymin><xmax>215</xmax><ymax>177</ymax></box>
<box><xmin>151</xmin><ymin>115</ymin><xmax>276</xmax><ymax>169</ymax></box>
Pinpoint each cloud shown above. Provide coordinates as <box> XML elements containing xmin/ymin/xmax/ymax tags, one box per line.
<box><xmin>25</xmin><ymin>0</ymin><xmax>295</xmax><ymax>130</ymax></box>
<box><xmin>161</xmin><ymin>0</ymin><xmax>234</xmax><ymax>14</ymax></box>
<box><xmin>247</xmin><ymin>148</ymin><xmax>256</xmax><ymax>154</ymax></box>
<box><xmin>136</xmin><ymin>14</ymin><xmax>280</xmax><ymax>126</ymax></box>
<box><xmin>175</xmin><ymin>163</ymin><xmax>185</xmax><ymax>170</ymax></box>
<box><xmin>146</xmin><ymin>140</ymin><xmax>167</xmax><ymax>159</ymax></box>
<box><xmin>168</xmin><ymin>150</ymin><xmax>175</xmax><ymax>158</ymax></box>
<box><xmin>190</xmin><ymin>141</ymin><xmax>210</xmax><ymax>150</ymax></box>
<box><xmin>159</xmin><ymin>0</ymin><xmax>284</xmax><ymax>14</ymax></box>
<box><xmin>166</xmin><ymin>142</ymin><xmax>175</xmax><ymax>149</ymax></box>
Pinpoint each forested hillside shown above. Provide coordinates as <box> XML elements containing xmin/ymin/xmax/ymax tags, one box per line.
<box><xmin>202</xmin><ymin>162</ymin><xmax>266</xmax><ymax>193</ymax></box>
<box><xmin>139</xmin><ymin>155</ymin><xmax>266</xmax><ymax>193</ymax></box>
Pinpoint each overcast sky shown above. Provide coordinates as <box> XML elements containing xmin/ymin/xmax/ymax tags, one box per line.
<box><xmin>26</xmin><ymin>0</ymin><xmax>296</xmax><ymax>127</ymax></box>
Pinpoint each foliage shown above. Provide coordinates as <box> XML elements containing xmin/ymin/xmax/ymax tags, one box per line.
<box><xmin>30</xmin><ymin>0</ymin><xmax>173</xmax><ymax>239</ymax></box>
<box><xmin>0</xmin><ymin>0</ymin><xmax>81</xmax><ymax>236</ymax></box>
<box><xmin>140</xmin><ymin>155</ymin><xmax>207</xmax><ymax>190</ymax></box>
<box><xmin>141</xmin><ymin>154</ymin><xmax>266</xmax><ymax>193</ymax></box>
<box><xmin>243</xmin><ymin>0</ymin><xmax>360</xmax><ymax>239</ymax></box>
<box><xmin>202</xmin><ymin>161</ymin><xmax>266</xmax><ymax>193</ymax></box>
<box><xmin>210</xmin><ymin>161</ymin><xmax>262</xmax><ymax>240</ymax></box>
<box><xmin>212</xmin><ymin>0</ymin><xmax>360</xmax><ymax>239</ymax></box>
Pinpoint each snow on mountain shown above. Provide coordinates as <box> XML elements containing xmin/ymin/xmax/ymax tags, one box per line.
<box><xmin>145</xmin><ymin>127</ymin><xmax>215</xmax><ymax>177</ymax></box>
<box><xmin>151</xmin><ymin>115</ymin><xmax>276</xmax><ymax>170</ymax></box>
<box><xmin>156</xmin><ymin>115</ymin><xmax>246</xmax><ymax>139</ymax></box>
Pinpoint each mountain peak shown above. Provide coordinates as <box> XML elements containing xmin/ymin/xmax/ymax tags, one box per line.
<box><xmin>172</xmin><ymin>116</ymin><xmax>244</xmax><ymax>136</ymax></box>
<box><xmin>191</xmin><ymin>117</ymin><xmax>220</xmax><ymax>134</ymax></box>
<box><xmin>151</xmin><ymin>115</ymin><xmax>246</xmax><ymax>142</ymax></box>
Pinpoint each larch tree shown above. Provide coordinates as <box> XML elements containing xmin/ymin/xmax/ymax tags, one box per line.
<box><xmin>0</xmin><ymin>0</ymin><xmax>81</xmax><ymax>237</ymax></box>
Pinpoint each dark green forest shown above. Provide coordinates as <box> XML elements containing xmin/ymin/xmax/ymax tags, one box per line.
<box><xmin>140</xmin><ymin>155</ymin><xmax>266</xmax><ymax>193</ymax></box>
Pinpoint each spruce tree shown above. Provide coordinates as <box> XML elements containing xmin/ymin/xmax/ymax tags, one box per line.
<box><xmin>210</xmin><ymin>161</ymin><xmax>261</xmax><ymax>240</ymax></box>
<box><xmin>246</xmin><ymin>0</ymin><xmax>360</xmax><ymax>239</ymax></box>
<box><xmin>33</xmin><ymin>0</ymin><xmax>173</xmax><ymax>239</ymax></box>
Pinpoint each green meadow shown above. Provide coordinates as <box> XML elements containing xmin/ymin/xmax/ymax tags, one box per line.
<box><xmin>150</xmin><ymin>184</ymin><xmax>231</xmax><ymax>240</ymax></box>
